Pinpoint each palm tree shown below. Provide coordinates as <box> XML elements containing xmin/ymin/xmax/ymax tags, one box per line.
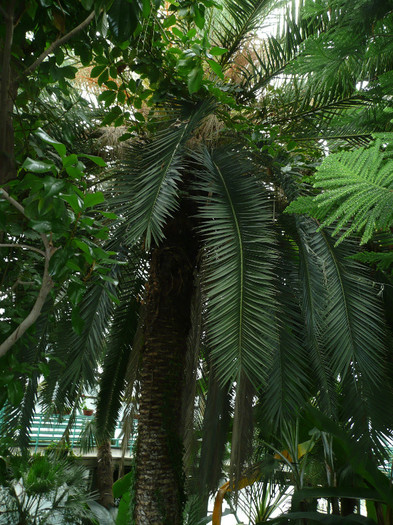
<box><xmin>8</xmin><ymin>0</ymin><xmax>393</xmax><ymax>523</ymax></box>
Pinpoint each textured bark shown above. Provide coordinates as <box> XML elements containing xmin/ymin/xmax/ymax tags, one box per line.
<box><xmin>134</xmin><ymin>205</ymin><xmax>198</xmax><ymax>525</ymax></box>
<box><xmin>97</xmin><ymin>440</ymin><xmax>114</xmax><ymax>508</ymax></box>
<box><xmin>0</xmin><ymin>1</ymin><xmax>17</xmax><ymax>185</ymax></box>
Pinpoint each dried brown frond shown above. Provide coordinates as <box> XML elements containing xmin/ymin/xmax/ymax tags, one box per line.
<box><xmin>187</xmin><ymin>113</ymin><xmax>224</xmax><ymax>148</ymax></box>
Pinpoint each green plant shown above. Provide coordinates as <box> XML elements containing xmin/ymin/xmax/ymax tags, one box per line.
<box><xmin>0</xmin><ymin>452</ymin><xmax>95</xmax><ymax>524</ymax></box>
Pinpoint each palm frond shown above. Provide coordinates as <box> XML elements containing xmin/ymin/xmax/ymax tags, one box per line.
<box><xmin>215</xmin><ymin>0</ymin><xmax>279</xmax><ymax>67</ymax></box>
<box><xmin>263</xmin><ymin>242</ymin><xmax>311</xmax><ymax>426</ymax></box>
<box><xmin>198</xmin><ymin>369</ymin><xmax>232</xmax><ymax>496</ymax></box>
<box><xmin>113</xmin><ymin>100</ymin><xmax>216</xmax><ymax>250</ymax></box>
<box><xmin>300</xmin><ymin>222</ymin><xmax>388</xmax><ymax>391</ymax></box>
<box><xmin>2</xmin><ymin>301</ymin><xmax>54</xmax><ymax>449</ymax></box>
<box><xmin>230</xmin><ymin>372</ymin><xmax>255</xmax><ymax>489</ymax></box>
<box><xmin>95</xmin><ymin>257</ymin><xmax>145</xmax><ymax>441</ymax></box>
<box><xmin>192</xmin><ymin>146</ymin><xmax>278</xmax><ymax>385</ymax></box>
<box><xmin>296</xmin><ymin>217</ymin><xmax>338</xmax><ymax>418</ymax></box>
<box><xmin>182</xmin><ymin>272</ymin><xmax>204</xmax><ymax>476</ymax></box>
<box><xmin>40</xmin><ymin>265</ymin><xmax>122</xmax><ymax>411</ymax></box>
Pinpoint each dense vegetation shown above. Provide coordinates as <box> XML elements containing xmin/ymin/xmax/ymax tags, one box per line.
<box><xmin>2</xmin><ymin>0</ymin><xmax>393</xmax><ymax>523</ymax></box>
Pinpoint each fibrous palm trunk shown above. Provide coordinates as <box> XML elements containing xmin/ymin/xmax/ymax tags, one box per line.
<box><xmin>97</xmin><ymin>440</ymin><xmax>114</xmax><ymax>508</ymax></box>
<box><xmin>134</xmin><ymin>204</ymin><xmax>198</xmax><ymax>524</ymax></box>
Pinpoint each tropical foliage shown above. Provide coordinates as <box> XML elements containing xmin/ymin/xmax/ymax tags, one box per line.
<box><xmin>2</xmin><ymin>0</ymin><xmax>393</xmax><ymax>523</ymax></box>
<box><xmin>0</xmin><ymin>451</ymin><xmax>95</xmax><ymax>524</ymax></box>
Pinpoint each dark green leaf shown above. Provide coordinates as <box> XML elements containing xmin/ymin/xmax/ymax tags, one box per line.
<box><xmin>207</xmin><ymin>59</ymin><xmax>224</xmax><ymax>79</ymax></box>
<box><xmin>188</xmin><ymin>66</ymin><xmax>203</xmax><ymax>94</ymax></box>
<box><xmin>163</xmin><ymin>14</ymin><xmax>176</xmax><ymax>28</ymax></box>
<box><xmin>84</xmin><ymin>191</ymin><xmax>105</xmax><ymax>208</ymax></box>
<box><xmin>108</xmin><ymin>0</ymin><xmax>140</xmax><ymax>41</ymax></box>
<box><xmin>209</xmin><ymin>46</ymin><xmax>227</xmax><ymax>56</ymax></box>
<box><xmin>91</xmin><ymin>65</ymin><xmax>106</xmax><ymax>78</ymax></box>
<box><xmin>78</xmin><ymin>154</ymin><xmax>107</xmax><ymax>167</ymax></box>
<box><xmin>113</xmin><ymin>471</ymin><xmax>133</xmax><ymax>498</ymax></box>
<box><xmin>22</xmin><ymin>158</ymin><xmax>55</xmax><ymax>173</ymax></box>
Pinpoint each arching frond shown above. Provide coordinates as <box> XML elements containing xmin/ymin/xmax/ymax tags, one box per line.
<box><xmin>263</xmin><ymin>239</ymin><xmax>311</xmax><ymax>426</ymax></box>
<box><xmin>296</xmin><ymin>217</ymin><xmax>338</xmax><ymax>418</ymax></box>
<box><xmin>214</xmin><ymin>0</ymin><xmax>280</xmax><ymax>67</ymax></box>
<box><xmin>40</xmin><ymin>266</ymin><xmax>121</xmax><ymax>410</ymax></box>
<box><xmin>95</xmin><ymin>257</ymin><xmax>145</xmax><ymax>441</ymax></box>
<box><xmin>299</xmin><ymin>222</ymin><xmax>388</xmax><ymax>391</ymax></box>
<box><xmin>113</xmin><ymin>100</ymin><xmax>216</xmax><ymax>249</ymax></box>
<box><xmin>192</xmin><ymin>146</ymin><xmax>278</xmax><ymax>385</ymax></box>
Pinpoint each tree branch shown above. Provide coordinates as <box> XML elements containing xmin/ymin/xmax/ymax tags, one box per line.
<box><xmin>0</xmin><ymin>243</ymin><xmax>46</xmax><ymax>257</ymax></box>
<box><xmin>0</xmin><ymin>246</ymin><xmax>54</xmax><ymax>358</ymax></box>
<box><xmin>0</xmin><ymin>189</ymin><xmax>57</xmax><ymax>356</ymax></box>
<box><xmin>20</xmin><ymin>10</ymin><xmax>95</xmax><ymax>80</ymax></box>
<box><xmin>1</xmin><ymin>187</ymin><xmax>25</xmax><ymax>215</ymax></box>
<box><xmin>1</xmin><ymin>188</ymin><xmax>51</xmax><ymax>249</ymax></box>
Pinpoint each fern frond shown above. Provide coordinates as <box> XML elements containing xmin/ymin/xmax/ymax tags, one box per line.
<box><xmin>287</xmin><ymin>138</ymin><xmax>393</xmax><ymax>244</ymax></box>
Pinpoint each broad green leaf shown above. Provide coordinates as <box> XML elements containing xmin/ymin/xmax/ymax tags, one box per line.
<box><xmin>142</xmin><ymin>0</ymin><xmax>151</xmax><ymax>18</ymax></box>
<box><xmin>69</xmin><ymin>281</ymin><xmax>85</xmax><ymax>306</ymax></box>
<box><xmin>28</xmin><ymin>219</ymin><xmax>52</xmax><ymax>233</ymax></box>
<box><xmin>73</xmin><ymin>239</ymin><xmax>93</xmax><ymax>257</ymax></box>
<box><xmin>78</xmin><ymin>154</ymin><xmax>107</xmax><ymax>167</ymax></box>
<box><xmin>63</xmin><ymin>154</ymin><xmax>78</xmax><ymax>167</ymax></box>
<box><xmin>81</xmin><ymin>0</ymin><xmax>94</xmax><ymax>8</ymax></box>
<box><xmin>116</xmin><ymin>492</ymin><xmax>131</xmax><ymax>525</ymax></box>
<box><xmin>107</xmin><ymin>0</ymin><xmax>140</xmax><ymax>41</ymax></box>
<box><xmin>22</xmin><ymin>157</ymin><xmax>55</xmax><ymax>173</ymax></box>
<box><xmin>113</xmin><ymin>471</ymin><xmax>133</xmax><ymax>498</ymax></box>
<box><xmin>98</xmin><ymin>68</ymin><xmax>109</xmax><ymax>86</ymax></box>
<box><xmin>84</xmin><ymin>191</ymin><xmax>105</xmax><ymax>208</ymax></box>
<box><xmin>105</xmin><ymin>80</ymin><xmax>118</xmax><ymax>90</ymax></box>
<box><xmin>61</xmin><ymin>193</ymin><xmax>83</xmax><ymax>212</ymax></box>
<box><xmin>163</xmin><ymin>14</ymin><xmax>176</xmax><ymax>28</ymax></box>
<box><xmin>207</xmin><ymin>59</ymin><xmax>224</xmax><ymax>79</ymax></box>
<box><xmin>194</xmin><ymin>4</ymin><xmax>205</xmax><ymax>29</ymax></box>
<box><xmin>209</xmin><ymin>46</ymin><xmax>227</xmax><ymax>56</ymax></box>
<box><xmin>66</xmin><ymin>165</ymin><xmax>84</xmax><ymax>179</ymax></box>
<box><xmin>36</xmin><ymin>128</ymin><xmax>67</xmax><ymax>157</ymax></box>
<box><xmin>98</xmin><ymin>90</ymin><xmax>117</xmax><ymax>106</ymax></box>
<box><xmin>188</xmin><ymin>66</ymin><xmax>203</xmax><ymax>94</ymax></box>
<box><xmin>91</xmin><ymin>65</ymin><xmax>106</xmax><ymax>78</ymax></box>
<box><xmin>98</xmin><ymin>211</ymin><xmax>118</xmax><ymax>219</ymax></box>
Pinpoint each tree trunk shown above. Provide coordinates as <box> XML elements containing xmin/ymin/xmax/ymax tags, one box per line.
<box><xmin>0</xmin><ymin>1</ymin><xmax>17</xmax><ymax>185</ymax></box>
<box><xmin>134</xmin><ymin>205</ymin><xmax>198</xmax><ymax>525</ymax></box>
<box><xmin>97</xmin><ymin>440</ymin><xmax>114</xmax><ymax>508</ymax></box>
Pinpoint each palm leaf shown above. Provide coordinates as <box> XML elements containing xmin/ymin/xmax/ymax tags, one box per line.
<box><xmin>113</xmin><ymin>100</ymin><xmax>216</xmax><ymax>249</ymax></box>
<box><xmin>95</xmin><ymin>258</ymin><xmax>144</xmax><ymax>441</ymax></box>
<box><xmin>197</xmin><ymin>368</ymin><xmax>232</xmax><ymax>496</ymax></box>
<box><xmin>214</xmin><ymin>0</ymin><xmax>279</xmax><ymax>67</ymax></box>
<box><xmin>40</xmin><ymin>264</ymin><xmax>122</xmax><ymax>411</ymax></box>
<box><xmin>296</xmin><ymin>216</ymin><xmax>338</xmax><ymax>417</ymax></box>
<box><xmin>192</xmin><ymin>146</ymin><xmax>278</xmax><ymax>385</ymax></box>
<box><xmin>299</xmin><ymin>223</ymin><xmax>388</xmax><ymax>390</ymax></box>
<box><xmin>263</xmin><ymin>243</ymin><xmax>311</xmax><ymax>426</ymax></box>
